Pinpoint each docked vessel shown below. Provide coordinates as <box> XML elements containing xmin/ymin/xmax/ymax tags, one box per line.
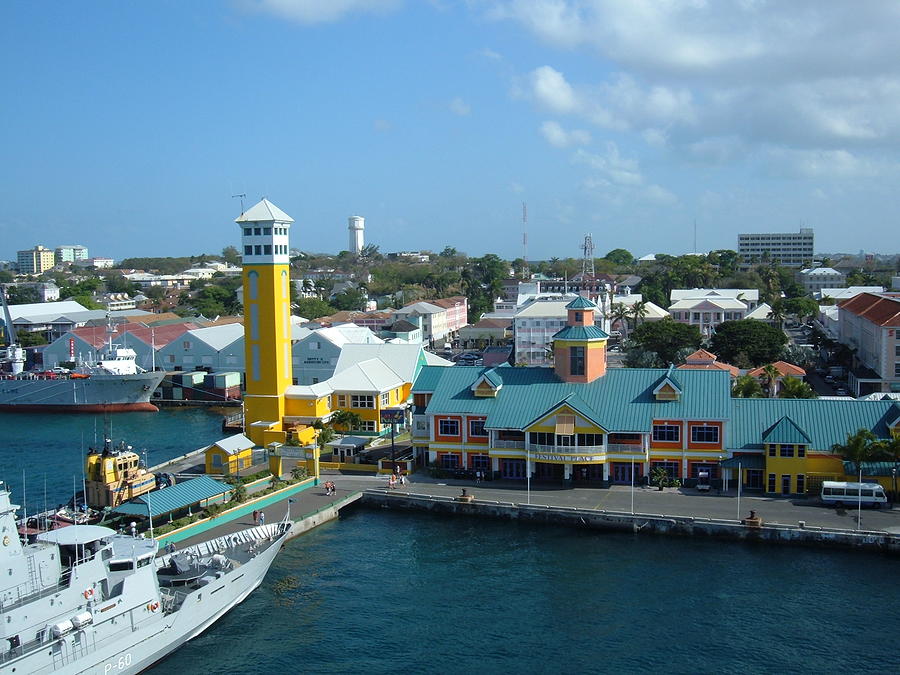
<box><xmin>0</xmin><ymin>482</ymin><xmax>291</xmax><ymax>673</ymax></box>
<box><xmin>0</xmin><ymin>296</ymin><xmax>165</xmax><ymax>412</ymax></box>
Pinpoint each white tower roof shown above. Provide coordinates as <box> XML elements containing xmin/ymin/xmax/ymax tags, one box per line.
<box><xmin>236</xmin><ymin>198</ymin><xmax>294</xmax><ymax>224</ymax></box>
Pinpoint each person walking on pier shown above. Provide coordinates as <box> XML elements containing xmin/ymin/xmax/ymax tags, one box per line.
<box><xmin>252</xmin><ymin>509</ymin><xmax>259</xmax><ymax>525</ymax></box>
<box><xmin>258</xmin><ymin>511</ymin><xmax>265</xmax><ymax>526</ymax></box>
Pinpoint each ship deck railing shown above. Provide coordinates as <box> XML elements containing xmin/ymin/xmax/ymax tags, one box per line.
<box><xmin>0</xmin><ymin>568</ymin><xmax>72</xmax><ymax>613</ymax></box>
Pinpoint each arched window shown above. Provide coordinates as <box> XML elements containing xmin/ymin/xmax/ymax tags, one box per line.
<box><xmin>281</xmin><ymin>270</ymin><xmax>288</xmax><ymax>299</ymax></box>
<box><xmin>248</xmin><ymin>271</ymin><xmax>259</xmax><ymax>301</ymax></box>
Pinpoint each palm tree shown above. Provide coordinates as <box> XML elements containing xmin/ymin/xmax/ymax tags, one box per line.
<box><xmin>767</xmin><ymin>299</ymin><xmax>786</xmax><ymax>329</ymax></box>
<box><xmin>777</xmin><ymin>376</ymin><xmax>817</xmax><ymax>399</ymax></box>
<box><xmin>731</xmin><ymin>374</ymin><xmax>764</xmax><ymax>398</ymax></box>
<box><xmin>610</xmin><ymin>303</ymin><xmax>631</xmax><ymax>339</ymax></box>
<box><xmin>331</xmin><ymin>410</ymin><xmax>363</xmax><ymax>433</ymax></box>
<box><xmin>831</xmin><ymin>429</ymin><xmax>880</xmax><ymax>476</ymax></box>
<box><xmin>760</xmin><ymin>363</ymin><xmax>780</xmax><ymax>398</ymax></box>
<box><xmin>629</xmin><ymin>300</ymin><xmax>649</xmax><ymax>331</ymax></box>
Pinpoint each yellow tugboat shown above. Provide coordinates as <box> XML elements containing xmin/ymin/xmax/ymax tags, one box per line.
<box><xmin>84</xmin><ymin>439</ymin><xmax>159</xmax><ymax>508</ymax></box>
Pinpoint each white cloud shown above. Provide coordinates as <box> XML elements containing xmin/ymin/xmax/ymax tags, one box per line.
<box><xmin>530</xmin><ymin>65</ymin><xmax>578</xmax><ymax>113</ymax></box>
<box><xmin>765</xmin><ymin>148</ymin><xmax>881</xmax><ymax>179</ymax></box>
<box><xmin>449</xmin><ymin>97</ymin><xmax>471</xmax><ymax>116</ymax></box>
<box><xmin>540</xmin><ymin>120</ymin><xmax>590</xmax><ymax>147</ymax></box>
<box><xmin>247</xmin><ymin>0</ymin><xmax>401</xmax><ymax>24</ymax></box>
<box><xmin>575</xmin><ymin>143</ymin><xmax>643</xmax><ymax>187</ymax></box>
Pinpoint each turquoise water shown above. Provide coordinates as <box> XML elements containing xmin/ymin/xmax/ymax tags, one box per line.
<box><xmin>0</xmin><ymin>408</ymin><xmax>224</xmax><ymax>512</ymax></box>
<box><xmin>150</xmin><ymin>509</ymin><xmax>898</xmax><ymax>674</ymax></box>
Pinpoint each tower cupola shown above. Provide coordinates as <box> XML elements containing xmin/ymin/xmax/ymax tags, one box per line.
<box><xmin>237</xmin><ymin>198</ymin><xmax>293</xmax><ymax>265</ymax></box>
<box><xmin>552</xmin><ymin>295</ymin><xmax>609</xmax><ymax>383</ymax></box>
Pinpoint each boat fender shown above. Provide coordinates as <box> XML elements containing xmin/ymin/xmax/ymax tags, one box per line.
<box><xmin>147</xmin><ymin>601</ymin><xmax>160</xmax><ymax>612</ymax></box>
<box><xmin>82</xmin><ymin>588</ymin><xmax>94</xmax><ymax>600</ymax></box>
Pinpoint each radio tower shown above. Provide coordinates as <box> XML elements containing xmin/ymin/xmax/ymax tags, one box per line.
<box><xmin>522</xmin><ymin>202</ymin><xmax>529</xmax><ymax>278</ymax></box>
<box><xmin>581</xmin><ymin>233</ymin><xmax>595</xmax><ymax>277</ymax></box>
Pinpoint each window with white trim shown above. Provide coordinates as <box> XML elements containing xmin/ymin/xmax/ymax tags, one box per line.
<box><xmin>351</xmin><ymin>395</ymin><xmax>374</xmax><ymax>409</ymax></box>
<box><xmin>360</xmin><ymin>420</ymin><xmax>376</xmax><ymax>432</ymax></box>
<box><xmin>469</xmin><ymin>419</ymin><xmax>487</xmax><ymax>437</ymax></box>
<box><xmin>381</xmin><ymin>392</ymin><xmax>390</xmax><ymax>407</ymax></box>
<box><xmin>336</xmin><ymin>395</ymin><xmax>348</xmax><ymax>407</ymax></box>
<box><xmin>438</xmin><ymin>419</ymin><xmax>460</xmax><ymax>436</ymax></box>
<box><xmin>440</xmin><ymin>454</ymin><xmax>460</xmax><ymax>468</ymax></box>
<box><xmin>652</xmin><ymin>424</ymin><xmax>679</xmax><ymax>442</ymax></box>
<box><xmin>691</xmin><ymin>425</ymin><xmax>719</xmax><ymax>443</ymax></box>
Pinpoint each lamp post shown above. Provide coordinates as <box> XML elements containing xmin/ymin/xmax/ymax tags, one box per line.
<box><xmin>720</xmin><ymin>455</ymin><xmax>726</xmax><ymax>493</ymax></box>
<box><xmin>857</xmin><ymin>467</ymin><xmax>863</xmax><ymax>531</ymax></box>
<box><xmin>736</xmin><ymin>461</ymin><xmax>742</xmax><ymax>520</ymax></box>
<box><xmin>526</xmin><ymin>443</ymin><xmax>531</xmax><ymax>505</ymax></box>
<box><xmin>892</xmin><ymin>467</ymin><xmax>897</xmax><ymax>509</ymax></box>
<box><xmin>630</xmin><ymin>453</ymin><xmax>635</xmax><ymax>515</ymax></box>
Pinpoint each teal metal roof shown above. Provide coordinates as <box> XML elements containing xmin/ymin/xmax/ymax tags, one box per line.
<box><xmin>761</xmin><ymin>416</ymin><xmax>812</xmax><ymax>445</ymax></box>
<box><xmin>729</xmin><ymin>399</ymin><xmax>897</xmax><ymax>451</ymax></box>
<box><xmin>552</xmin><ymin>325</ymin><xmax>610</xmax><ymax>340</ymax></box>
<box><xmin>112</xmin><ymin>476</ymin><xmax>229</xmax><ymax>518</ymax></box>
<box><xmin>480</xmin><ymin>368</ymin><xmax>503</xmax><ymax>388</ymax></box>
<box><xmin>720</xmin><ymin>454</ymin><xmax>765</xmax><ymax>469</ymax></box>
<box><xmin>566</xmin><ymin>296</ymin><xmax>596</xmax><ymax>309</ymax></box>
<box><xmin>842</xmin><ymin>461</ymin><xmax>900</xmax><ymax>477</ymax></box>
<box><xmin>414</xmin><ymin>365</ymin><xmax>733</xmax><ymax>433</ymax></box>
<box><xmin>652</xmin><ymin>367</ymin><xmax>683</xmax><ymax>395</ymax></box>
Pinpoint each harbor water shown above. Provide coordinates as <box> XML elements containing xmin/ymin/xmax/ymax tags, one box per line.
<box><xmin>151</xmin><ymin>509</ymin><xmax>897</xmax><ymax>674</ymax></box>
<box><xmin>2</xmin><ymin>410</ymin><xmax>896</xmax><ymax>673</ymax></box>
<box><xmin>0</xmin><ymin>408</ymin><xmax>224</xmax><ymax>513</ymax></box>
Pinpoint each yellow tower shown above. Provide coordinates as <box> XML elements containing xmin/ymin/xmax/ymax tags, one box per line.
<box><xmin>237</xmin><ymin>199</ymin><xmax>294</xmax><ymax>446</ymax></box>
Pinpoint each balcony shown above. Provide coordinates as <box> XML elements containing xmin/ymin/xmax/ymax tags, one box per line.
<box><xmin>528</xmin><ymin>443</ymin><xmax>606</xmax><ymax>455</ymax></box>
<box><xmin>606</xmin><ymin>443</ymin><xmax>645</xmax><ymax>454</ymax></box>
<box><xmin>493</xmin><ymin>439</ymin><xmax>525</xmax><ymax>449</ymax></box>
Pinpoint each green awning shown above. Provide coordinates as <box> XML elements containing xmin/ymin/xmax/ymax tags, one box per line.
<box><xmin>841</xmin><ymin>461</ymin><xmax>900</xmax><ymax>477</ymax></box>
<box><xmin>720</xmin><ymin>454</ymin><xmax>765</xmax><ymax>469</ymax></box>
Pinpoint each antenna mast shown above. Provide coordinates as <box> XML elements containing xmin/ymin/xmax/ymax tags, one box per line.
<box><xmin>232</xmin><ymin>193</ymin><xmax>246</xmax><ymax>215</ymax></box>
<box><xmin>581</xmin><ymin>233</ymin><xmax>595</xmax><ymax>277</ymax></box>
<box><xmin>522</xmin><ymin>202</ymin><xmax>529</xmax><ymax>278</ymax></box>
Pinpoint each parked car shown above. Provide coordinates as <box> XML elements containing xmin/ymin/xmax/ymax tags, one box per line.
<box><xmin>834</xmin><ymin>387</ymin><xmax>849</xmax><ymax>396</ymax></box>
<box><xmin>824</xmin><ymin>375</ymin><xmax>835</xmax><ymax>384</ymax></box>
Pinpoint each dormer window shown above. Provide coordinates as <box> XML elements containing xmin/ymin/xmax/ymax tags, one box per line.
<box><xmin>575</xmin><ymin>311</ymin><xmax>583</xmax><ymax>322</ymax></box>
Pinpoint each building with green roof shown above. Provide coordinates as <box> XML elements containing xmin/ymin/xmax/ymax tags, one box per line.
<box><xmin>411</xmin><ymin>304</ymin><xmax>900</xmax><ymax>494</ymax></box>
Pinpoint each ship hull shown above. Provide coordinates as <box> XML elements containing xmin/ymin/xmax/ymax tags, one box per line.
<box><xmin>0</xmin><ymin>370</ymin><xmax>165</xmax><ymax>412</ymax></box>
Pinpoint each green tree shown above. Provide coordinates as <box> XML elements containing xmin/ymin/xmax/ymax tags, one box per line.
<box><xmin>221</xmin><ymin>246</ymin><xmax>241</xmax><ymax>265</ymax></box>
<box><xmin>609</xmin><ymin>303</ymin><xmax>631</xmax><ymax>339</ymax></box>
<box><xmin>461</xmin><ymin>254</ymin><xmax>506</xmax><ymax>320</ymax></box>
<box><xmin>604</xmin><ymin>248</ymin><xmax>634</xmax><ymax>266</ymax></box>
<box><xmin>831</xmin><ymin>429</ymin><xmax>882</xmax><ymax>476</ymax></box>
<box><xmin>731</xmin><ymin>375</ymin><xmax>764</xmax><ymax>398</ymax></box>
<box><xmin>629</xmin><ymin>299</ymin><xmax>649</xmax><ymax>330</ymax></box>
<box><xmin>710</xmin><ymin>320</ymin><xmax>787</xmax><ymax>367</ymax></box>
<box><xmin>783</xmin><ymin>297</ymin><xmax>819</xmax><ymax>323</ymax></box>
<box><xmin>6</xmin><ymin>286</ymin><xmax>41</xmax><ymax>305</ymax></box>
<box><xmin>760</xmin><ymin>363</ymin><xmax>780</xmax><ymax>398</ymax></box>
<box><xmin>778</xmin><ymin>376</ymin><xmax>817</xmax><ymax>399</ymax></box>
<box><xmin>331</xmin><ymin>288</ymin><xmax>367</xmax><ymax>311</ymax></box>
<box><xmin>630</xmin><ymin>318</ymin><xmax>702</xmax><ymax>365</ymax></box>
<box><xmin>331</xmin><ymin>410</ymin><xmax>363</xmax><ymax>433</ymax></box>
<box><xmin>293</xmin><ymin>298</ymin><xmax>336</xmax><ymax>320</ymax></box>
<box><xmin>18</xmin><ymin>331</ymin><xmax>48</xmax><ymax>347</ymax></box>
<box><xmin>766</xmin><ymin>299</ymin><xmax>786</xmax><ymax>329</ymax></box>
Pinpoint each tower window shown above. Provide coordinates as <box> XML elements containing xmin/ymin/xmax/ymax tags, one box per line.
<box><xmin>575</xmin><ymin>311</ymin><xmax>582</xmax><ymax>322</ymax></box>
<box><xmin>570</xmin><ymin>346</ymin><xmax>585</xmax><ymax>376</ymax></box>
<box><xmin>254</xmin><ymin>227</ymin><xmax>261</xmax><ymax>235</ymax></box>
<box><xmin>264</xmin><ymin>245</ymin><xmax>272</xmax><ymax>255</ymax></box>
<box><xmin>254</xmin><ymin>245</ymin><xmax>262</xmax><ymax>255</ymax></box>
<box><xmin>264</xmin><ymin>227</ymin><xmax>271</xmax><ymax>235</ymax></box>
<box><xmin>244</xmin><ymin>245</ymin><xmax>252</xmax><ymax>256</ymax></box>
<box><xmin>244</xmin><ymin>228</ymin><xmax>251</xmax><ymax>236</ymax></box>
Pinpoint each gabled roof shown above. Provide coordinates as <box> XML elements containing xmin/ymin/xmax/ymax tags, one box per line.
<box><xmin>745</xmin><ymin>302</ymin><xmax>773</xmax><ymax>320</ymax></box>
<box><xmin>728</xmin><ymin>399</ymin><xmax>897</xmax><ymax>450</ymax></box>
<box><xmin>389</xmin><ymin>319</ymin><xmax>419</xmax><ymax>333</ymax></box>
<box><xmin>652</xmin><ymin>367</ymin><xmax>683</xmax><ymax>396</ymax></box>
<box><xmin>395</xmin><ymin>301</ymin><xmax>444</xmax><ymax>315</ymax></box>
<box><xmin>210</xmin><ymin>433</ymin><xmax>254</xmax><ymax>455</ymax></box>
<box><xmin>746</xmin><ymin>361</ymin><xmax>806</xmax><ymax>377</ymax></box>
<box><xmin>185</xmin><ymin>323</ymin><xmax>245</xmax><ymax>351</ymax></box>
<box><xmin>470</xmin><ymin>368</ymin><xmax>504</xmax><ymax>393</ymax></box>
<box><xmin>285</xmin><ymin>381</ymin><xmax>334</xmax><ymax>399</ymax></box>
<box><xmin>299</xmin><ymin>325</ymin><xmax>383</xmax><ymax>348</ymax></box>
<box><xmin>523</xmin><ymin>393</ymin><xmax>606</xmax><ymax>431</ymax></box>
<box><xmin>429</xmin><ymin>296</ymin><xmax>467</xmax><ymax>309</ymax></box>
<box><xmin>838</xmin><ymin>292</ymin><xmax>900</xmax><ymax>327</ymax></box>
<box><xmin>328</xmin><ymin>358</ymin><xmax>405</xmax><ymax>393</ymax></box>
<box><xmin>413</xmin><ymin>365</ymin><xmax>731</xmax><ymax>432</ymax></box>
<box><xmin>335</xmin><ymin>343</ymin><xmax>424</xmax><ymax>384</ymax></box>
<box><xmin>5</xmin><ymin>300</ymin><xmax>87</xmax><ymax>320</ymax></box>
<box><xmin>761</xmin><ymin>416</ymin><xmax>812</xmax><ymax>445</ymax></box>
<box><xmin>235</xmin><ymin>198</ymin><xmax>293</xmax><ymax>223</ymax></box>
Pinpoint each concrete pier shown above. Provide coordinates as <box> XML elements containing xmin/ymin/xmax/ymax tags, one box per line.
<box><xmin>362</xmin><ymin>489</ymin><xmax>900</xmax><ymax>555</ymax></box>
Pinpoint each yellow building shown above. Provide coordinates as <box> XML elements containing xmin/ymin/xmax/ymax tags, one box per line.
<box><xmin>205</xmin><ymin>433</ymin><xmax>255</xmax><ymax>475</ymax></box>
<box><xmin>237</xmin><ymin>199</ymin><xmax>295</xmax><ymax>448</ymax></box>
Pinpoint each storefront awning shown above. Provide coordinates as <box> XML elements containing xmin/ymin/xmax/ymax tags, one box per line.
<box><xmin>719</xmin><ymin>455</ymin><xmax>765</xmax><ymax>470</ymax></box>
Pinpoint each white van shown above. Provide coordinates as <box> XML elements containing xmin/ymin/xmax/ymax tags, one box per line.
<box><xmin>820</xmin><ymin>481</ymin><xmax>887</xmax><ymax>508</ymax></box>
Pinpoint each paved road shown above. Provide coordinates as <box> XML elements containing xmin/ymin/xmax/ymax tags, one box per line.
<box><xmin>329</xmin><ymin>472</ymin><xmax>900</xmax><ymax>533</ymax></box>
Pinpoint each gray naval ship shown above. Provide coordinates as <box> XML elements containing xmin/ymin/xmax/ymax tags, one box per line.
<box><xmin>0</xmin><ymin>483</ymin><xmax>291</xmax><ymax>673</ymax></box>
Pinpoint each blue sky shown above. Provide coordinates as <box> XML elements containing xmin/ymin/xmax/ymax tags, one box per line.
<box><xmin>2</xmin><ymin>1</ymin><xmax>898</xmax><ymax>262</ymax></box>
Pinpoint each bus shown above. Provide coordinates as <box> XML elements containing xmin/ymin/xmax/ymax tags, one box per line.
<box><xmin>820</xmin><ymin>481</ymin><xmax>887</xmax><ymax>508</ymax></box>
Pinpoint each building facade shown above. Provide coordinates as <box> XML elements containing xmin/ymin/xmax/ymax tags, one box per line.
<box><xmin>348</xmin><ymin>215</ymin><xmax>365</xmax><ymax>255</ymax></box>
<box><xmin>55</xmin><ymin>245</ymin><xmax>89</xmax><ymax>264</ymax></box>
<box><xmin>17</xmin><ymin>246</ymin><xmax>56</xmax><ymax>274</ymax></box>
<box><xmin>837</xmin><ymin>292</ymin><xmax>900</xmax><ymax>395</ymax></box>
<box><xmin>737</xmin><ymin>228</ymin><xmax>814</xmax><ymax>267</ymax></box>
<box><xmin>412</xmin><ymin>296</ymin><xmax>900</xmax><ymax>494</ymax></box>
<box><xmin>797</xmin><ymin>267</ymin><xmax>845</xmax><ymax>294</ymax></box>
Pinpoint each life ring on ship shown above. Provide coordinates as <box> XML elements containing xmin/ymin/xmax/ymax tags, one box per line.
<box><xmin>83</xmin><ymin>588</ymin><xmax>94</xmax><ymax>600</ymax></box>
<box><xmin>147</xmin><ymin>601</ymin><xmax>160</xmax><ymax>612</ymax></box>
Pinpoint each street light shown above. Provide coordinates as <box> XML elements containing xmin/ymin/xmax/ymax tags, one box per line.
<box><xmin>857</xmin><ymin>467</ymin><xmax>863</xmax><ymax>531</ymax></box>
<box><xmin>736</xmin><ymin>461</ymin><xmax>742</xmax><ymax>520</ymax></box>
<box><xmin>892</xmin><ymin>467</ymin><xmax>897</xmax><ymax>509</ymax></box>
<box><xmin>630</xmin><ymin>453</ymin><xmax>635</xmax><ymax>515</ymax></box>
<box><xmin>526</xmin><ymin>443</ymin><xmax>531</xmax><ymax>505</ymax></box>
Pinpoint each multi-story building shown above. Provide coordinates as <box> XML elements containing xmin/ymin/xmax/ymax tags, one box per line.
<box><xmin>291</xmin><ymin>324</ymin><xmax>383</xmax><ymax>385</ymax></box>
<box><xmin>668</xmin><ymin>288</ymin><xmax>768</xmax><ymax>336</ymax></box>
<box><xmin>737</xmin><ymin>228</ymin><xmax>814</xmax><ymax>267</ymax></box>
<box><xmin>412</xmin><ymin>296</ymin><xmax>900</xmax><ymax>495</ymax></box>
<box><xmin>797</xmin><ymin>267</ymin><xmax>845</xmax><ymax>295</ymax></box>
<box><xmin>55</xmin><ymin>245</ymin><xmax>89</xmax><ymax>264</ymax></box>
<box><xmin>16</xmin><ymin>245</ymin><xmax>56</xmax><ymax>274</ymax></box>
<box><xmin>391</xmin><ymin>297</ymin><xmax>467</xmax><ymax>347</ymax></box>
<box><xmin>512</xmin><ymin>296</ymin><xmax>580</xmax><ymax>365</ymax></box>
<box><xmin>837</xmin><ymin>292</ymin><xmax>900</xmax><ymax>395</ymax></box>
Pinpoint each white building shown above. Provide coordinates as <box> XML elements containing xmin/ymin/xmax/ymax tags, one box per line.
<box><xmin>55</xmin><ymin>245</ymin><xmax>89</xmax><ymax>264</ymax></box>
<box><xmin>837</xmin><ymin>292</ymin><xmax>900</xmax><ymax>395</ymax></box>
<box><xmin>738</xmin><ymin>228</ymin><xmax>814</xmax><ymax>267</ymax></box>
<box><xmin>348</xmin><ymin>216</ymin><xmax>365</xmax><ymax>255</ymax></box>
<box><xmin>668</xmin><ymin>289</ymin><xmax>764</xmax><ymax>336</ymax></box>
<box><xmin>291</xmin><ymin>324</ymin><xmax>383</xmax><ymax>385</ymax></box>
<box><xmin>513</xmin><ymin>296</ymin><xmax>582</xmax><ymax>365</ymax></box>
<box><xmin>798</xmin><ymin>267</ymin><xmax>845</xmax><ymax>294</ymax></box>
